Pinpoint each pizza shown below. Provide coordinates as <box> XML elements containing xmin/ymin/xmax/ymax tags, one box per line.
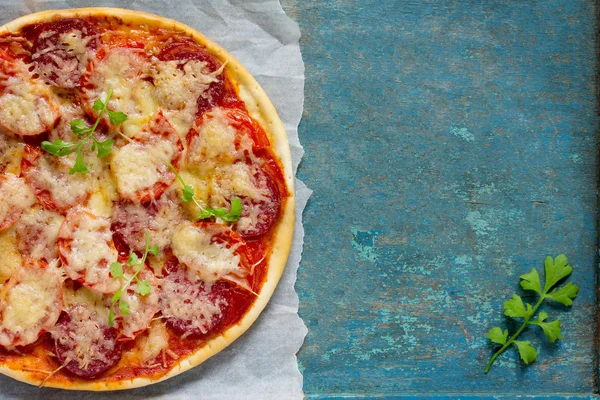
<box><xmin>0</xmin><ymin>8</ymin><xmax>294</xmax><ymax>390</ymax></box>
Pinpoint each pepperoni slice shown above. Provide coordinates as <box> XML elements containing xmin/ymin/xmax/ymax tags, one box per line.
<box><xmin>31</xmin><ymin>18</ymin><xmax>98</xmax><ymax>89</ymax></box>
<box><xmin>158</xmin><ymin>40</ymin><xmax>224</xmax><ymax>116</ymax></box>
<box><xmin>81</xmin><ymin>46</ymin><xmax>156</xmax><ymax>137</ymax></box>
<box><xmin>113</xmin><ymin>267</ymin><xmax>159</xmax><ymax>339</ymax></box>
<box><xmin>52</xmin><ymin>305</ymin><xmax>121</xmax><ymax>378</ymax></box>
<box><xmin>233</xmin><ymin>168</ymin><xmax>281</xmax><ymax>239</ymax></box>
<box><xmin>111</xmin><ymin>190</ymin><xmax>184</xmax><ymax>254</ymax></box>
<box><xmin>58</xmin><ymin>210</ymin><xmax>120</xmax><ymax>294</ymax></box>
<box><xmin>171</xmin><ymin>222</ymin><xmax>252</xmax><ymax>285</ymax></box>
<box><xmin>0</xmin><ymin>173</ymin><xmax>35</xmax><ymax>231</ymax></box>
<box><xmin>21</xmin><ymin>145</ymin><xmax>92</xmax><ymax>212</ymax></box>
<box><xmin>110</xmin><ymin>112</ymin><xmax>182</xmax><ymax>203</ymax></box>
<box><xmin>158</xmin><ymin>263</ymin><xmax>227</xmax><ymax>338</ymax></box>
<box><xmin>0</xmin><ymin>261</ymin><xmax>63</xmax><ymax>347</ymax></box>
<box><xmin>15</xmin><ymin>206</ymin><xmax>64</xmax><ymax>262</ymax></box>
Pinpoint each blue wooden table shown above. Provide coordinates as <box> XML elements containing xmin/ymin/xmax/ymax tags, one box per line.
<box><xmin>284</xmin><ymin>0</ymin><xmax>599</xmax><ymax>397</ymax></box>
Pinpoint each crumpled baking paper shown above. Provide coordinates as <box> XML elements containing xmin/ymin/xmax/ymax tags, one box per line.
<box><xmin>0</xmin><ymin>1</ymin><xmax>309</xmax><ymax>399</ymax></box>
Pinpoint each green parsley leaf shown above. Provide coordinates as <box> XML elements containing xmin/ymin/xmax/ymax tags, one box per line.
<box><xmin>513</xmin><ymin>341</ymin><xmax>537</xmax><ymax>364</ymax></box>
<box><xmin>69</xmin><ymin>150</ymin><xmax>90</xmax><ymax>175</ymax></box>
<box><xmin>108</xmin><ymin>309</ymin><xmax>115</xmax><ymax>327</ymax></box>
<box><xmin>42</xmin><ymin>89</ymin><xmax>127</xmax><ymax>174</ymax></box>
<box><xmin>484</xmin><ymin>255</ymin><xmax>578</xmax><ymax>374</ymax></box>
<box><xmin>118</xmin><ymin>299</ymin><xmax>130</xmax><ymax>315</ymax></box>
<box><xmin>107</xmin><ymin>230</ymin><xmax>156</xmax><ymax>326</ymax></box>
<box><xmin>182</xmin><ymin>185</ymin><xmax>195</xmax><ymax>203</ymax></box>
<box><xmin>544</xmin><ymin>255</ymin><xmax>572</xmax><ymax>292</ymax></box>
<box><xmin>95</xmin><ymin>139</ymin><xmax>114</xmax><ymax>158</ymax></box>
<box><xmin>111</xmin><ymin>287</ymin><xmax>123</xmax><ymax>304</ymax></box>
<box><xmin>529</xmin><ymin>312</ymin><xmax>561</xmax><ymax>342</ymax></box>
<box><xmin>486</xmin><ymin>327</ymin><xmax>508</xmax><ymax>345</ymax></box>
<box><xmin>520</xmin><ymin>268</ymin><xmax>541</xmax><ymax>294</ymax></box>
<box><xmin>107</xmin><ymin>110</ymin><xmax>128</xmax><ymax>125</ymax></box>
<box><xmin>92</xmin><ymin>98</ymin><xmax>105</xmax><ymax>111</ymax></box>
<box><xmin>546</xmin><ymin>282</ymin><xmax>579</xmax><ymax>306</ymax></box>
<box><xmin>128</xmin><ymin>253</ymin><xmax>140</xmax><ymax>266</ymax></box>
<box><xmin>41</xmin><ymin>140</ymin><xmax>78</xmax><ymax>156</ymax></box>
<box><xmin>221</xmin><ymin>196</ymin><xmax>242</xmax><ymax>222</ymax></box>
<box><xmin>503</xmin><ymin>294</ymin><xmax>532</xmax><ymax>319</ymax></box>
<box><xmin>70</xmin><ymin>119</ymin><xmax>90</xmax><ymax>137</ymax></box>
<box><xmin>168</xmin><ymin>161</ymin><xmax>242</xmax><ymax>223</ymax></box>
<box><xmin>198</xmin><ymin>197</ymin><xmax>243</xmax><ymax>222</ymax></box>
<box><xmin>110</xmin><ymin>262</ymin><xmax>125</xmax><ymax>280</ymax></box>
<box><xmin>136</xmin><ymin>280</ymin><xmax>151</xmax><ymax>296</ymax></box>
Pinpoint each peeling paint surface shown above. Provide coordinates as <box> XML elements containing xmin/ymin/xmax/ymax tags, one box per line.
<box><xmin>284</xmin><ymin>0</ymin><xmax>598</xmax><ymax>397</ymax></box>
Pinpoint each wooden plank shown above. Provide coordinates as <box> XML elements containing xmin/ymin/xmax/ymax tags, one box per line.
<box><xmin>284</xmin><ymin>0</ymin><xmax>599</xmax><ymax>395</ymax></box>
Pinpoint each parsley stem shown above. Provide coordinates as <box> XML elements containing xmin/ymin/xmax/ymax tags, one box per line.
<box><xmin>484</xmin><ymin>294</ymin><xmax>545</xmax><ymax>373</ymax></box>
<box><xmin>124</xmin><ymin>231</ymin><xmax>151</xmax><ymax>288</ymax></box>
<box><xmin>80</xmin><ymin>89</ymin><xmax>114</xmax><ymax>145</ymax></box>
<box><xmin>111</xmin><ymin>232</ymin><xmax>151</xmax><ymax>309</ymax></box>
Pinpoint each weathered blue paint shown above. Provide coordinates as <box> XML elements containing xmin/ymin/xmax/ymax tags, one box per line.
<box><xmin>282</xmin><ymin>0</ymin><xmax>599</xmax><ymax>397</ymax></box>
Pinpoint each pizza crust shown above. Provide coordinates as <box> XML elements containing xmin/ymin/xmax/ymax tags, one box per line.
<box><xmin>0</xmin><ymin>8</ymin><xmax>295</xmax><ymax>390</ymax></box>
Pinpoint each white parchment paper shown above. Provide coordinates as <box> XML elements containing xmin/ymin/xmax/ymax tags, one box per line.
<box><xmin>0</xmin><ymin>1</ymin><xmax>309</xmax><ymax>399</ymax></box>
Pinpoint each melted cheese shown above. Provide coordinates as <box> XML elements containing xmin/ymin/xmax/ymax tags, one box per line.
<box><xmin>0</xmin><ymin>263</ymin><xmax>62</xmax><ymax>347</ymax></box>
<box><xmin>0</xmin><ymin>228</ymin><xmax>22</xmax><ymax>284</ymax></box>
<box><xmin>210</xmin><ymin>163</ymin><xmax>269</xmax><ymax>206</ymax></box>
<box><xmin>0</xmin><ymin>75</ymin><xmax>58</xmax><ymax>136</ymax></box>
<box><xmin>88</xmin><ymin>48</ymin><xmax>158</xmax><ymax>137</ymax></box>
<box><xmin>63</xmin><ymin>284</ymin><xmax>110</xmax><ymax>325</ymax></box>
<box><xmin>0</xmin><ymin>134</ymin><xmax>23</xmax><ymax>175</ymax></box>
<box><xmin>0</xmin><ymin>174</ymin><xmax>35</xmax><ymax>228</ymax></box>
<box><xmin>187</xmin><ymin>108</ymin><xmax>238</xmax><ymax>165</ymax></box>
<box><xmin>135</xmin><ymin>321</ymin><xmax>169</xmax><ymax>363</ymax></box>
<box><xmin>159</xmin><ymin>272</ymin><xmax>226</xmax><ymax>334</ymax></box>
<box><xmin>111</xmin><ymin>139</ymin><xmax>177</xmax><ymax>201</ymax></box>
<box><xmin>172</xmin><ymin>223</ymin><xmax>241</xmax><ymax>283</ymax></box>
<box><xmin>86</xmin><ymin>164</ymin><xmax>118</xmax><ymax>218</ymax></box>
<box><xmin>16</xmin><ymin>206</ymin><xmax>64</xmax><ymax>262</ymax></box>
<box><xmin>117</xmin><ymin>273</ymin><xmax>158</xmax><ymax>339</ymax></box>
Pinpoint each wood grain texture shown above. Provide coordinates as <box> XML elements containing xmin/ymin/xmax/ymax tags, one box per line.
<box><xmin>283</xmin><ymin>0</ymin><xmax>599</xmax><ymax>396</ymax></box>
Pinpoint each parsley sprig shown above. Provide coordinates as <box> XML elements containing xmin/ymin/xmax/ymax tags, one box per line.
<box><xmin>108</xmin><ymin>231</ymin><xmax>158</xmax><ymax>327</ymax></box>
<box><xmin>484</xmin><ymin>254</ymin><xmax>579</xmax><ymax>373</ymax></box>
<box><xmin>41</xmin><ymin>88</ymin><xmax>128</xmax><ymax>175</ymax></box>
<box><xmin>167</xmin><ymin>162</ymin><xmax>242</xmax><ymax>222</ymax></box>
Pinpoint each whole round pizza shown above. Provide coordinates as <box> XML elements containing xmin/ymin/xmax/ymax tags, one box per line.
<box><xmin>0</xmin><ymin>8</ymin><xmax>294</xmax><ymax>390</ymax></box>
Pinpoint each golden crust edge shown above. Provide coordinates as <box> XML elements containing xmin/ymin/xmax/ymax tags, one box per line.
<box><xmin>0</xmin><ymin>7</ymin><xmax>296</xmax><ymax>391</ymax></box>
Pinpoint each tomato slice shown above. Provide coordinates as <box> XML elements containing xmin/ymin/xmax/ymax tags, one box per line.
<box><xmin>58</xmin><ymin>210</ymin><xmax>120</xmax><ymax>294</ymax></box>
<box><xmin>0</xmin><ymin>173</ymin><xmax>35</xmax><ymax>231</ymax></box>
<box><xmin>0</xmin><ymin>261</ymin><xmax>63</xmax><ymax>347</ymax></box>
<box><xmin>21</xmin><ymin>145</ymin><xmax>92</xmax><ymax>212</ymax></box>
<box><xmin>110</xmin><ymin>112</ymin><xmax>183</xmax><ymax>203</ymax></box>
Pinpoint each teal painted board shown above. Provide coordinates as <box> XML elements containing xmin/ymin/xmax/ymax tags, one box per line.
<box><xmin>284</xmin><ymin>0</ymin><xmax>599</xmax><ymax>396</ymax></box>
